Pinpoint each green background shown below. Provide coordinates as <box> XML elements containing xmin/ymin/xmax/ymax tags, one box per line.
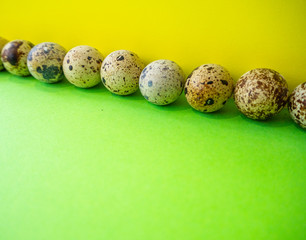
<box><xmin>0</xmin><ymin>72</ymin><xmax>305</xmax><ymax>240</ymax></box>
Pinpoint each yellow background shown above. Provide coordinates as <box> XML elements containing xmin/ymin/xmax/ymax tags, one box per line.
<box><xmin>0</xmin><ymin>0</ymin><xmax>306</xmax><ymax>89</ymax></box>
<box><xmin>1</xmin><ymin>0</ymin><xmax>306</xmax><ymax>90</ymax></box>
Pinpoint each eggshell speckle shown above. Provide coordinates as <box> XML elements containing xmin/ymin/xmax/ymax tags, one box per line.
<box><xmin>27</xmin><ymin>42</ymin><xmax>66</xmax><ymax>83</ymax></box>
<box><xmin>184</xmin><ymin>64</ymin><xmax>234</xmax><ymax>112</ymax></box>
<box><xmin>139</xmin><ymin>60</ymin><xmax>185</xmax><ymax>105</ymax></box>
<box><xmin>289</xmin><ymin>82</ymin><xmax>306</xmax><ymax>129</ymax></box>
<box><xmin>63</xmin><ymin>46</ymin><xmax>103</xmax><ymax>88</ymax></box>
<box><xmin>1</xmin><ymin>40</ymin><xmax>34</xmax><ymax>76</ymax></box>
<box><xmin>0</xmin><ymin>37</ymin><xmax>9</xmax><ymax>71</ymax></box>
<box><xmin>234</xmin><ymin>68</ymin><xmax>289</xmax><ymax>120</ymax></box>
<box><xmin>101</xmin><ymin>50</ymin><xmax>144</xmax><ymax>95</ymax></box>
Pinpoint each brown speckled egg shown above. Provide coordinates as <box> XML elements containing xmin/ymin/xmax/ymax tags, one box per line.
<box><xmin>0</xmin><ymin>37</ymin><xmax>9</xmax><ymax>71</ymax></box>
<box><xmin>1</xmin><ymin>40</ymin><xmax>34</xmax><ymax>76</ymax></box>
<box><xmin>184</xmin><ymin>64</ymin><xmax>234</xmax><ymax>112</ymax></box>
<box><xmin>234</xmin><ymin>68</ymin><xmax>289</xmax><ymax>120</ymax></box>
<box><xmin>27</xmin><ymin>42</ymin><xmax>66</xmax><ymax>83</ymax></box>
<box><xmin>139</xmin><ymin>60</ymin><xmax>185</xmax><ymax>105</ymax></box>
<box><xmin>101</xmin><ymin>50</ymin><xmax>145</xmax><ymax>95</ymax></box>
<box><xmin>63</xmin><ymin>45</ymin><xmax>104</xmax><ymax>88</ymax></box>
<box><xmin>288</xmin><ymin>82</ymin><xmax>306</xmax><ymax>129</ymax></box>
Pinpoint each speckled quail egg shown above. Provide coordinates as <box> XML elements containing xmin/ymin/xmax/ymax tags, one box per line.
<box><xmin>27</xmin><ymin>42</ymin><xmax>66</xmax><ymax>83</ymax></box>
<box><xmin>1</xmin><ymin>40</ymin><xmax>34</xmax><ymax>76</ymax></box>
<box><xmin>139</xmin><ymin>60</ymin><xmax>185</xmax><ymax>105</ymax></box>
<box><xmin>101</xmin><ymin>50</ymin><xmax>144</xmax><ymax>95</ymax></box>
<box><xmin>288</xmin><ymin>82</ymin><xmax>306</xmax><ymax>128</ymax></box>
<box><xmin>234</xmin><ymin>68</ymin><xmax>289</xmax><ymax>120</ymax></box>
<box><xmin>0</xmin><ymin>37</ymin><xmax>9</xmax><ymax>71</ymax></box>
<box><xmin>63</xmin><ymin>46</ymin><xmax>103</xmax><ymax>88</ymax></box>
<box><xmin>184</xmin><ymin>64</ymin><xmax>234</xmax><ymax>112</ymax></box>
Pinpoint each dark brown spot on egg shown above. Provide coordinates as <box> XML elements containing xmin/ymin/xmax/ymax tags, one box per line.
<box><xmin>2</xmin><ymin>41</ymin><xmax>23</xmax><ymax>66</ymax></box>
<box><xmin>116</xmin><ymin>55</ymin><xmax>124</xmax><ymax>61</ymax></box>
<box><xmin>204</xmin><ymin>98</ymin><xmax>214</xmax><ymax>106</ymax></box>
<box><xmin>221</xmin><ymin>80</ymin><xmax>228</xmax><ymax>85</ymax></box>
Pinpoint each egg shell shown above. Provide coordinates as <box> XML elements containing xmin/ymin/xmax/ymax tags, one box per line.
<box><xmin>101</xmin><ymin>50</ymin><xmax>144</xmax><ymax>95</ymax></box>
<box><xmin>0</xmin><ymin>37</ymin><xmax>9</xmax><ymax>71</ymax></box>
<box><xmin>139</xmin><ymin>60</ymin><xmax>185</xmax><ymax>105</ymax></box>
<box><xmin>184</xmin><ymin>64</ymin><xmax>234</xmax><ymax>112</ymax></box>
<box><xmin>63</xmin><ymin>46</ymin><xmax>103</xmax><ymax>88</ymax></box>
<box><xmin>27</xmin><ymin>42</ymin><xmax>66</xmax><ymax>83</ymax></box>
<box><xmin>234</xmin><ymin>68</ymin><xmax>289</xmax><ymax>120</ymax></box>
<box><xmin>288</xmin><ymin>82</ymin><xmax>306</xmax><ymax>128</ymax></box>
<box><xmin>1</xmin><ymin>40</ymin><xmax>34</xmax><ymax>76</ymax></box>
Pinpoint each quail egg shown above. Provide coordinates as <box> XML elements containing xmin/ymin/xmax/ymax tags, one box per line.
<box><xmin>288</xmin><ymin>82</ymin><xmax>306</xmax><ymax>128</ymax></box>
<box><xmin>1</xmin><ymin>40</ymin><xmax>34</xmax><ymax>76</ymax></box>
<box><xmin>184</xmin><ymin>64</ymin><xmax>234</xmax><ymax>112</ymax></box>
<box><xmin>234</xmin><ymin>68</ymin><xmax>289</xmax><ymax>120</ymax></box>
<box><xmin>63</xmin><ymin>45</ymin><xmax>103</xmax><ymax>88</ymax></box>
<box><xmin>139</xmin><ymin>60</ymin><xmax>185</xmax><ymax>105</ymax></box>
<box><xmin>101</xmin><ymin>50</ymin><xmax>144</xmax><ymax>95</ymax></box>
<box><xmin>27</xmin><ymin>42</ymin><xmax>66</xmax><ymax>83</ymax></box>
<box><xmin>0</xmin><ymin>37</ymin><xmax>9</xmax><ymax>71</ymax></box>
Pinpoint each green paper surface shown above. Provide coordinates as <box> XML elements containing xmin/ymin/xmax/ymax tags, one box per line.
<box><xmin>0</xmin><ymin>72</ymin><xmax>305</xmax><ymax>240</ymax></box>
